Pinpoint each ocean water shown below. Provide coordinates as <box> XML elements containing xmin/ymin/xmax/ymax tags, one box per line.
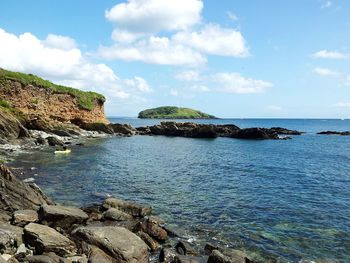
<box><xmin>12</xmin><ymin>119</ymin><xmax>350</xmax><ymax>262</ymax></box>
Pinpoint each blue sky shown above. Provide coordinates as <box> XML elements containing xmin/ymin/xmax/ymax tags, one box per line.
<box><xmin>0</xmin><ymin>0</ymin><xmax>350</xmax><ymax>118</ymax></box>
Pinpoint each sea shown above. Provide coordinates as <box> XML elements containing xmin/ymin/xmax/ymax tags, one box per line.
<box><xmin>11</xmin><ymin>118</ymin><xmax>350</xmax><ymax>262</ymax></box>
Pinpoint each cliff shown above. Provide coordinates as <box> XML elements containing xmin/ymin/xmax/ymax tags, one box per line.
<box><xmin>0</xmin><ymin>68</ymin><xmax>108</xmax><ymax>126</ymax></box>
<box><xmin>138</xmin><ymin>106</ymin><xmax>217</xmax><ymax>119</ymax></box>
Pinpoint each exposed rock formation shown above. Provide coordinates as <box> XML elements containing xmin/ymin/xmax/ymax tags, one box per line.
<box><xmin>317</xmin><ymin>131</ymin><xmax>350</xmax><ymax>135</ymax></box>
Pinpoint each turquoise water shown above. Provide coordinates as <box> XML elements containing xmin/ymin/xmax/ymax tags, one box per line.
<box><xmin>12</xmin><ymin>119</ymin><xmax>350</xmax><ymax>262</ymax></box>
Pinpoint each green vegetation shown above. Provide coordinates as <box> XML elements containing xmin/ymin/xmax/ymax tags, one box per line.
<box><xmin>138</xmin><ymin>106</ymin><xmax>217</xmax><ymax>119</ymax></box>
<box><xmin>0</xmin><ymin>68</ymin><xmax>105</xmax><ymax>111</ymax></box>
<box><xmin>0</xmin><ymin>98</ymin><xmax>11</xmax><ymax>109</ymax></box>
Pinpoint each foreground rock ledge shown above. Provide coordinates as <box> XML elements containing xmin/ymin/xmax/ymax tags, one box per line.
<box><xmin>73</xmin><ymin>226</ymin><xmax>149</xmax><ymax>263</ymax></box>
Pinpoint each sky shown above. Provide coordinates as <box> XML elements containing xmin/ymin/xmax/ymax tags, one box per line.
<box><xmin>0</xmin><ymin>0</ymin><xmax>350</xmax><ymax>118</ymax></box>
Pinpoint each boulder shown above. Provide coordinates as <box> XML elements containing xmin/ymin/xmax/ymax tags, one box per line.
<box><xmin>159</xmin><ymin>248</ymin><xmax>177</xmax><ymax>263</ymax></box>
<box><xmin>0</xmin><ymin>165</ymin><xmax>51</xmax><ymax>215</ymax></box>
<box><xmin>136</xmin><ymin>231</ymin><xmax>160</xmax><ymax>251</ymax></box>
<box><xmin>46</xmin><ymin>136</ymin><xmax>64</xmax><ymax>146</ymax></box>
<box><xmin>12</xmin><ymin>209</ymin><xmax>38</xmax><ymax>226</ymax></box>
<box><xmin>109</xmin><ymin>123</ymin><xmax>136</xmax><ymax>136</ymax></box>
<box><xmin>73</xmin><ymin>226</ymin><xmax>148</xmax><ymax>263</ymax></box>
<box><xmin>134</xmin><ymin>220</ymin><xmax>168</xmax><ymax>242</ymax></box>
<box><xmin>0</xmin><ymin>223</ymin><xmax>24</xmax><ymax>254</ymax></box>
<box><xmin>24</xmin><ymin>252</ymin><xmax>71</xmax><ymax>263</ymax></box>
<box><xmin>87</xmin><ymin>246</ymin><xmax>114</xmax><ymax>263</ymax></box>
<box><xmin>23</xmin><ymin>223</ymin><xmax>76</xmax><ymax>256</ymax></box>
<box><xmin>35</xmin><ymin>136</ymin><xmax>47</xmax><ymax>146</ymax></box>
<box><xmin>102</xmin><ymin>208</ymin><xmax>132</xmax><ymax>221</ymax></box>
<box><xmin>175</xmin><ymin>240</ymin><xmax>197</xmax><ymax>255</ymax></box>
<box><xmin>0</xmin><ymin>109</ymin><xmax>30</xmax><ymax>141</ymax></box>
<box><xmin>102</xmin><ymin>198</ymin><xmax>151</xmax><ymax>217</ymax></box>
<box><xmin>207</xmin><ymin>249</ymin><xmax>251</xmax><ymax>263</ymax></box>
<box><xmin>38</xmin><ymin>205</ymin><xmax>88</xmax><ymax>232</ymax></box>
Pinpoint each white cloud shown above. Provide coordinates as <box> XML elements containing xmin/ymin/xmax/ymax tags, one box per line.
<box><xmin>173</xmin><ymin>24</ymin><xmax>249</xmax><ymax>57</ymax></box>
<box><xmin>227</xmin><ymin>11</ymin><xmax>238</xmax><ymax>21</ymax></box>
<box><xmin>99</xmin><ymin>36</ymin><xmax>206</xmax><ymax>66</ymax></box>
<box><xmin>313</xmin><ymin>50</ymin><xmax>348</xmax><ymax>59</ymax></box>
<box><xmin>213</xmin><ymin>73</ymin><xmax>272</xmax><ymax>94</ymax></box>
<box><xmin>175</xmin><ymin>70</ymin><xmax>200</xmax><ymax>81</ymax></box>
<box><xmin>334</xmin><ymin>102</ymin><xmax>350</xmax><ymax>108</ymax></box>
<box><xmin>266</xmin><ymin>105</ymin><xmax>282</xmax><ymax>111</ymax></box>
<box><xmin>313</xmin><ymin>67</ymin><xmax>339</xmax><ymax>77</ymax></box>
<box><xmin>124</xmin><ymin>76</ymin><xmax>152</xmax><ymax>93</ymax></box>
<box><xmin>321</xmin><ymin>0</ymin><xmax>332</xmax><ymax>8</ymax></box>
<box><xmin>44</xmin><ymin>34</ymin><xmax>77</xmax><ymax>50</ymax></box>
<box><xmin>105</xmin><ymin>0</ymin><xmax>203</xmax><ymax>34</ymax></box>
<box><xmin>0</xmin><ymin>28</ymin><xmax>155</xmax><ymax>109</ymax></box>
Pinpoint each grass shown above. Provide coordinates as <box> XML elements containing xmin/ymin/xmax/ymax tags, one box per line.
<box><xmin>138</xmin><ymin>106</ymin><xmax>217</xmax><ymax>119</ymax></box>
<box><xmin>0</xmin><ymin>68</ymin><xmax>105</xmax><ymax>111</ymax></box>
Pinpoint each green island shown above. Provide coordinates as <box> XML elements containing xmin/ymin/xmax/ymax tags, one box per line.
<box><xmin>0</xmin><ymin>68</ymin><xmax>105</xmax><ymax>111</ymax></box>
<box><xmin>138</xmin><ymin>106</ymin><xmax>217</xmax><ymax>119</ymax></box>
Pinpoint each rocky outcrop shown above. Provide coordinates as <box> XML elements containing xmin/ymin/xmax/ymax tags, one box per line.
<box><xmin>136</xmin><ymin>122</ymin><xmax>301</xmax><ymax>140</ymax></box>
<box><xmin>317</xmin><ymin>131</ymin><xmax>350</xmax><ymax>135</ymax></box>
<box><xmin>0</xmin><ymin>109</ymin><xmax>29</xmax><ymax>142</ymax></box>
<box><xmin>102</xmin><ymin>198</ymin><xmax>152</xmax><ymax>217</ymax></box>
<box><xmin>0</xmin><ymin>165</ymin><xmax>52</xmax><ymax>215</ymax></box>
<box><xmin>109</xmin><ymin>123</ymin><xmax>136</xmax><ymax>136</ymax></box>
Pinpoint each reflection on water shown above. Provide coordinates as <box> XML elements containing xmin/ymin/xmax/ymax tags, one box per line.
<box><xmin>12</xmin><ymin>119</ymin><xmax>350</xmax><ymax>262</ymax></box>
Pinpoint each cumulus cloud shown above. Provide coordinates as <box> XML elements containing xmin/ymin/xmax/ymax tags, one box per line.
<box><xmin>334</xmin><ymin>102</ymin><xmax>350</xmax><ymax>108</ymax></box>
<box><xmin>101</xmin><ymin>1</ymin><xmax>249</xmax><ymax>66</ymax></box>
<box><xmin>175</xmin><ymin>70</ymin><xmax>200</xmax><ymax>81</ymax></box>
<box><xmin>313</xmin><ymin>50</ymin><xmax>348</xmax><ymax>59</ymax></box>
<box><xmin>105</xmin><ymin>0</ymin><xmax>203</xmax><ymax>34</ymax></box>
<box><xmin>313</xmin><ymin>67</ymin><xmax>339</xmax><ymax>77</ymax></box>
<box><xmin>173</xmin><ymin>24</ymin><xmax>249</xmax><ymax>57</ymax></box>
<box><xmin>0</xmin><ymin>28</ymin><xmax>153</xmax><ymax>105</ymax></box>
<box><xmin>99</xmin><ymin>36</ymin><xmax>206</xmax><ymax>66</ymax></box>
<box><xmin>213</xmin><ymin>73</ymin><xmax>272</xmax><ymax>94</ymax></box>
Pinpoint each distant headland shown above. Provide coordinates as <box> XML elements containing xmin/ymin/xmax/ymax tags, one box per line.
<box><xmin>138</xmin><ymin>106</ymin><xmax>217</xmax><ymax>119</ymax></box>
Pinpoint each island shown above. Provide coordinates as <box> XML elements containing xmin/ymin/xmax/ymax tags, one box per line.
<box><xmin>138</xmin><ymin>106</ymin><xmax>217</xmax><ymax>119</ymax></box>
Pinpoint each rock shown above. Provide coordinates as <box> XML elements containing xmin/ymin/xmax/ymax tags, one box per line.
<box><xmin>71</xmin><ymin>119</ymin><xmax>114</xmax><ymax>134</ymax></box>
<box><xmin>204</xmin><ymin>244</ymin><xmax>219</xmax><ymax>255</ymax></box>
<box><xmin>159</xmin><ymin>248</ymin><xmax>177</xmax><ymax>263</ymax></box>
<box><xmin>46</xmin><ymin>136</ymin><xmax>64</xmax><ymax>146</ymax></box>
<box><xmin>110</xmin><ymin>123</ymin><xmax>136</xmax><ymax>136</ymax></box>
<box><xmin>174</xmin><ymin>255</ymin><xmax>207</xmax><ymax>263</ymax></box>
<box><xmin>102</xmin><ymin>208</ymin><xmax>132</xmax><ymax>221</ymax></box>
<box><xmin>136</xmin><ymin>231</ymin><xmax>160</xmax><ymax>251</ymax></box>
<box><xmin>207</xmin><ymin>249</ymin><xmax>251</xmax><ymax>263</ymax></box>
<box><xmin>231</xmin><ymin>128</ymin><xmax>278</xmax><ymax>140</ymax></box>
<box><xmin>73</xmin><ymin>226</ymin><xmax>149</xmax><ymax>263</ymax></box>
<box><xmin>269</xmin><ymin>127</ymin><xmax>302</xmax><ymax>135</ymax></box>
<box><xmin>38</xmin><ymin>205</ymin><xmax>89</xmax><ymax>232</ymax></box>
<box><xmin>67</xmin><ymin>255</ymin><xmax>88</xmax><ymax>263</ymax></box>
<box><xmin>102</xmin><ymin>198</ymin><xmax>152</xmax><ymax>217</ymax></box>
<box><xmin>317</xmin><ymin>131</ymin><xmax>350</xmax><ymax>135</ymax></box>
<box><xmin>0</xmin><ymin>223</ymin><xmax>24</xmax><ymax>254</ymax></box>
<box><xmin>0</xmin><ymin>176</ymin><xmax>41</xmax><ymax>208</ymax></box>
<box><xmin>23</xmin><ymin>252</ymin><xmax>71</xmax><ymax>263</ymax></box>
<box><xmin>35</xmin><ymin>136</ymin><xmax>47</xmax><ymax>146</ymax></box>
<box><xmin>51</xmin><ymin>129</ymin><xmax>72</xmax><ymax>137</ymax></box>
<box><xmin>134</xmin><ymin>219</ymin><xmax>168</xmax><ymax>242</ymax></box>
<box><xmin>12</xmin><ymin>209</ymin><xmax>38</xmax><ymax>226</ymax></box>
<box><xmin>0</xmin><ymin>109</ymin><xmax>30</xmax><ymax>141</ymax></box>
<box><xmin>87</xmin><ymin>246</ymin><xmax>114</xmax><ymax>263</ymax></box>
<box><xmin>175</xmin><ymin>240</ymin><xmax>197</xmax><ymax>255</ymax></box>
<box><xmin>24</xmin><ymin>117</ymin><xmax>53</xmax><ymax>133</ymax></box>
<box><xmin>23</xmin><ymin>223</ymin><xmax>76</xmax><ymax>256</ymax></box>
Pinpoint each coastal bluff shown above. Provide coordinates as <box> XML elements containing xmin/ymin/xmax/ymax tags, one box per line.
<box><xmin>0</xmin><ymin>68</ymin><xmax>107</xmax><ymax>126</ymax></box>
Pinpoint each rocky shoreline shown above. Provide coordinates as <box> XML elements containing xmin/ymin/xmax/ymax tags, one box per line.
<box><xmin>0</xmin><ymin>164</ymin><xmax>253</xmax><ymax>263</ymax></box>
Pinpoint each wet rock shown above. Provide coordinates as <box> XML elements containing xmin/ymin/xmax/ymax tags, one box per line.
<box><xmin>35</xmin><ymin>136</ymin><xmax>47</xmax><ymax>146</ymax></box>
<box><xmin>23</xmin><ymin>223</ymin><xmax>76</xmax><ymax>256</ymax></box>
<box><xmin>231</xmin><ymin>128</ymin><xmax>278</xmax><ymax>140</ymax></box>
<box><xmin>38</xmin><ymin>205</ymin><xmax>88</xmax><ymax>232</ymax></box>
<box><xmin>110</xmin><ymin>123</ymin><xmax>136</xmax><ymax>136</ymax></box>
<box><xmin>0</xmin><ymin>165</ymin><xmax>51</xmax><ymax>215</ymax></box>
<box><xmin>0</xmin><ymin>223</ymin><xmax>24</xmax><ymax>254</ymax></box>
<box><xmin>159</xmin><ymin>248</ymin><xmax>177</xmax><ymax>263</ymax></box>
<box><xmin>207</xmin><ymin>249</ymin><xmax>251</xmax><ymax>263</ymax></box>
<box><xmin>269</xmin><ymin>127</ymin><xmax>302</xmax><ymax>135</ymax></box>
<box><xmin>175</xmin><ymin>240</ymin><xmax>197</xmax><ymax>256</ymax></box>
<box><xmin>204</xmin><ymin>244</ymin><xmax>219</xmax><ymax>255</ymax></box>
<box><xmin>102</xmin><ymin>208</ymin><xmax>132</xmax><ymax>221</ymax></box>
<box><xmin>102</xmin><ymin>198</ymin><xmax>152</xmax><ymax>217</ymax></box>
<box><xmin>12</xmin><ymin>209</ymin><xmax>38</xmax><ymax>227</ymax></box>
<box><xmin>136</xmin><ymin>231</ymin><xmax>160</xmax><ymax>252</ymax></box>
<box><xmin>51</xmin><ymin>129</ymin><xmax>72</xmax><ymax>137</ymax></box>
<box><xmin>174</xmin><ymin>255</ymin><xmax>207</xmax><ymax>263</ymax></box>
<box><xmin>46</xmin><ymin>136</ymin><xmax>64</xmax><ymax>146</ymax></box>
<box><xmin>73</xmin><ymin>226</ymin><xmax>148</xmax><ymax>263</ymax></box>
<box><xmin>134</xmin><ymin>219</ymin><xmax>168</xmax><ymax>242</ymax></box>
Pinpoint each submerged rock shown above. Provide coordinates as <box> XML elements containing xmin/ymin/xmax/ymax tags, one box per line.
<box><xmin>73</xmin><ymin>226</ymin><xmax>149</xmax><ymax>263</ymax></box>
<box><xmin>23</xmin><ymin>223</ymin><xmax>76</xmax><ymax>256</ymax></box>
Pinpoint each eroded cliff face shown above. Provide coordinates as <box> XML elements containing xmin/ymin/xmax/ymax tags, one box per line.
<box><xmin>0</xmin><ymin>79</ymin><xmax>107</xmax><ymax>125</ymax></box>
